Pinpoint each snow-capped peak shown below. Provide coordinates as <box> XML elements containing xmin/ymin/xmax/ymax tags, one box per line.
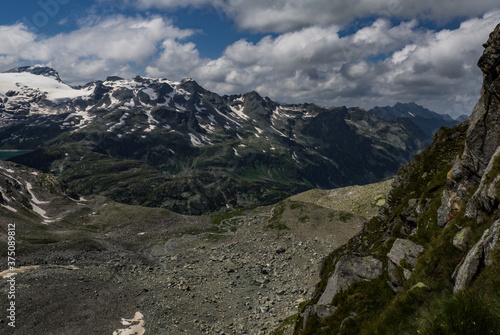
<box><xmin>0</xmin><ymin>71</ymin><xmax>94</xmax><ymax>101</ymax></box>
<box><xmin>5</xmin><ymin>65</ymin><xmax>62</xmax><ymax>82</ymax></box>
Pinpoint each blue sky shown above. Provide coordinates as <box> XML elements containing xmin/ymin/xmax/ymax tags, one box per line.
<box><xmin>1</xmin><ymin>0</ymin><xmax>500</xmax><ymax>116</ymax></box>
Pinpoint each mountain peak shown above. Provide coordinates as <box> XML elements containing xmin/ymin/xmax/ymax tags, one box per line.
<box><xmin>5</xmin><ymin>65</ymin><xmax>62</xmax><ymax>82</ymax></box>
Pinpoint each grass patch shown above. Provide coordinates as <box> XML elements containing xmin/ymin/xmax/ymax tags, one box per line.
<box><xmin>270</xmin><ymin>314</ymin><xmax>299</xmax><ymax>335</ymax></box>
<box><xmin>415</xmin><ymin>291</ymin><xmax>500</xmax><ymax>335</ymax></box>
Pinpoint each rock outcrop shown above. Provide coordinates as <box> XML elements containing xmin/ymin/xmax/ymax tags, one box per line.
<box><xmin>317</xmin><ymin>255</ymin><xmax>383</xmax><ymax>305</ymax></box>
<box><xmin>387</xmin><ymin>238</ymin><xmax>424</xmax><ymax>269</ymax></box>
<box><xmin>453</xmin><ymin>220</ymin><xmax>500</xmax><ymax>293</ymax></box>
<box><xmin>439</xmin><ymin>24</ymin><xmax>500</xmax><ymax>225</ymax></box>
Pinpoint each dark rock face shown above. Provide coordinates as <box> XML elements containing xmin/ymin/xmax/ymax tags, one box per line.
<box><xmin>441</xmin><ymin>24</ymin><xmax>500</xmax><ymax>225</ymax></box>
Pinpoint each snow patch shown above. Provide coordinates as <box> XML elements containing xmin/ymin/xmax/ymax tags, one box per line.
<box><xmin>0</xmin><ymin>186</ymin><xmax>11</xmax><ymax>202</ymax></box>
<box><xmin>0</xmin><ymin>167</ymin><xmax>15</xmax><ymax>174</ymax></box>
<box><xmin>1</xmin><ymin>204</ymin><xmax>17</xmax><ymax>213</ymax></box>
<box><xmin>188</xmin><ymin>133</ymin><xmax>204</xmax><ymax>147</ymax></box>
<box><xmin>113</xmin><ymin>312</ymin><xmax>146</xmax><ymax>335</ymax></box>
<box><xmin>229</xmin><ymin>104</ymin><xmax>250</xmax><ymax>121</ymax></box>
<box><xmin>0</xmin><ymin>266</ymin><xmax>40</xmax><ymax>279</ymax></box>
<box><xmin>108</xmin><ymin>113</ymin><xmax>129</xmax><ymax>133</ymax></box>
<box><xmin>144</xmin><ymin>110</ymin><xmax>159</xmax><ymax>132</ymax></box>
<box><xmin>26</xmin><ymin>182</ymin><xmax>49</xmax><ymax>205</ymax></box>
<box><xmin>142</xmin><ymin>87</ymin><xmax>158</xmax><ymax>100</ymax></box>
<box><xmin>271</xmin><ymin>126</ymin><xmax>287</xmax><ymax>137</ymax></box>
<box><xmin>0</xmin><ymin>72</ymin><xmax>93</xmax><ymax>101</ymax></box>
<box><xmin>175</xmin><ymin>104</ymin><xmax>186</xmax><ymax>111</ymax></box>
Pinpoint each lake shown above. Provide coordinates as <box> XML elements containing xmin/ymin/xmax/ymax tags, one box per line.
<box><xmin>0</xmin><ymin>150</ymin><xmax>32</xmax><ymax>160</ymax></box>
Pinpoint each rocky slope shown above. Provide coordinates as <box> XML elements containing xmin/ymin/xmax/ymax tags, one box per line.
<box><xmin>0</xmin><ymin>159</ymin><xmax>391</xmax><ymax>335</ymax></box>
<box><xmin>0</xmin><ymin>66</ymin><xmax>431</xmax><ymax>214</ymax></box>
<box><xmin>293</xmin><ymin>23</ymin><xmax>500</xmax><ymax>335</ymax></box>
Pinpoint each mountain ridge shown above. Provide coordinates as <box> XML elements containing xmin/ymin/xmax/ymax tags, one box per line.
<box><xmin>369</xmin><ymin>102</ymin><xmax>461</xmax><ymax>136</ymax></box>
<box><xmin>1</xmin><ymin>66</ymin><xmax>436</xmax><ymax>214</ymax></box>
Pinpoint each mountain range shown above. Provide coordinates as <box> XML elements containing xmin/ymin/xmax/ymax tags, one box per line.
<box><xmin>0</xmin><ymin>66</ymin><xmax>456</xmax><ymax>214</ymax></box>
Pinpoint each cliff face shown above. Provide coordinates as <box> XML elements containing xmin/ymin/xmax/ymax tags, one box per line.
<box><xmin>439</xmin><ymin>23</ymin><xmax>500</xmax><ymax>225</ymax></box>
<box><xmin>294</xmin><ymin>24</ymin><xmax>500</xmax><ymax>335</ymax></box>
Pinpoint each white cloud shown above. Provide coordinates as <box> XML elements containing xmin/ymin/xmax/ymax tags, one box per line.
<box><xmin>189</xmin><ymin>11</ymin><xmax>500</xmax><ymax>116</ymax></box>
<box><xmin>190</xmin><ymin>19</ymin><xmax>422</xmax><ymax>94</ymax></box>
<box><xmin>145</xmin><ymin>39</ymin><xmax>204</xmax><ymax>80</ymax></box>
<box><xmin>0</xmin><ymin>24</ymin><xmax>37</xmax><ymax>55</ymax></box>
<box><xmin>126</xmin><ymin>0</ymin><xmax>500</xmax><ymax>33</ymax></box>
<box><xmin>1</xmin><ymin>7</ymin><xmax>499</xmax><ymax>117</ymax></box>
<box><xmin>0</xmin><ymin>15</ymin><xmax>197</xmax><ymax>83</ymax></box>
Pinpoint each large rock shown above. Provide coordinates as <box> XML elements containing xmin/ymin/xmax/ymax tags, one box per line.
<box><xmin>453</xmin><ymin>220</ymin><xmax>500</xmax><ymax>293</ymax></box>
<box><xmin>465</xmin><ymin>147</ymin><xmax>500</xmax><ymax>219</ymax></box>
<box><xmin>453</xmin><ymin>227</ymin><xmax>472</xmax><ymax>251</ymax></box>
<box><xmin>387</xmin><ymin>238</ymin><xmax>424</xmax><ymax>269</ymax></box>
<box><xmin>317</xmin><ymin>255</ymin><xmax>383</xmax><ymax>305</ymax></box>
<box><xmin>303</xmin><ymin>305</ymin><xmax>337</xmax><ymax>328</ymax></box>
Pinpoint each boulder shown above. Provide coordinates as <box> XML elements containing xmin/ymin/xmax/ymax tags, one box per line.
<box><xmin>437</xmin><ymin>190</ymin><xmax>462</xmax><ymax>227</ymax></box>
<box><xmin>453</xmin><ymin>220</ymin><xmax>500</xmax><ymax>293</ymax></box>
<box><xmin>387</xmin><ymin>260</ymin><xmax>404</xmax><ymax>292</ymax></box>
<box><xmin>453</xmin><ymin>227</ymin><xmax>472</xmax><ymax>251</ymax></box>
<box><xmin>303</xmin><ymin>305</ymin><xmax>337</xmax><ymax>328</ymax></box>
<box><xmin>465</xmin><ymin>147</ymin><xmax>500</xmax><ymax>219</ymax></box>
<box><xmin>387</xmin><ymin>238</ymin><xmax>424</xmax><ymax>269</ymax></box>
<box><xmin>317</xmin><ymin>255</ymin><xmax>383</xmax><ymax>305</ymax></box>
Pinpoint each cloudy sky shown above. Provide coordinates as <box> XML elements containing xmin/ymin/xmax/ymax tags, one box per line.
<box><xmin>1</xmin><ymin>1</ymin><xmax>499</xmax><ymax>116</ymax></box>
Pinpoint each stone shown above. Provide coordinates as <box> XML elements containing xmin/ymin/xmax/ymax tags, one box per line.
<box><xmin>465</xmin><ymin>147</ymin><xmax>500</xmax><ymax>219</ymax></box>
<box><xmin>408</xmin><ymin>198</ymin><xmax>418</xmax><ymax>207</ymax></box>
<box><xmin>317</xmin><ymin>255</ymin><xmax>383</xmax><ymax>305</ymax></box>
<box><xmin>387</xmin><ymin>260</ymin><xmax>401</xmax><ymax>288</ymax></box>
<box><xmin>437</xmin><ymin>190</ymin><xmax>461</xmax><ymax>227</ymax></box>
<box><xmin>387</xmin><ymin>239</ymin><xmax>424</xmax><ymax>269</ymax></box>
<box><xmin>453</xmin><ymin>227</ymin><xmax>472</xmax><ymax>251</ymax></box>
<box><xmin>410</xmin><ymin>282</ymin><xmax>430</xmax><ymax>291</ymax></box>
<box><xmin>453</xmin><ymin>220</ymin><xmax>500</xmax><ymax>293</ymax></box>
<box><xmin>303</xmin><ymin>304</ymin><xmax>337</xmax><ymax>328</ymax></box>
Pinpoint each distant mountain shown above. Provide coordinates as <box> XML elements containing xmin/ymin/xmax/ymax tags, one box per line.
<box><xmin>369</xmin><ymin>102</ymin><xmax>460</xmax><ymax>136</ymax></box>
<box><xmin>455</xmin><ymin>113</ymin><xmax>469</xmax><ymax>122</ymax></box>
<box><xmin>0</xmin><ymin>66</ymin><xmax>430</xmax><ymax>214</ymax></box>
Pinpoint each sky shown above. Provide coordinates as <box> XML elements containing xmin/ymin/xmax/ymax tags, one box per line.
<box><xmin>1</xmin><ymin>1</ymin><xmax>500</xmax><ymax>117</ymax></box>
